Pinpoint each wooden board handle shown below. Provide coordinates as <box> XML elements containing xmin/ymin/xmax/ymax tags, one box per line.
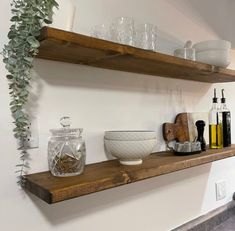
<box><xmin>163</xmin><ymin>123</ymin><xmax>177</xmax><ymax>141</ymax></box>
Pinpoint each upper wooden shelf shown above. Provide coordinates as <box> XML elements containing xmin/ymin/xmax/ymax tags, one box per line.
<box><xmin>24</xmin><ymin>145</ymin><xmax>235</xmax><ymax>204</ymax></box>
<box><xmin>37</xmin><ymin>27</ymin><xmax>235</xmax><ymax>83</ymax></box>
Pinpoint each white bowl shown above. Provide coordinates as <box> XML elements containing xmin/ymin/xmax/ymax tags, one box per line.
<box><xmin>195</xmin><ymin>49</ymin><xmax>230</xmax><ymax>67</ymax></box>
<box><xmin>104</xmin><ymin>139</ymin><xmax>156</xmax><ymax>165</ymax></box>
<box><xmin>193</xmin><ymin>40</ymin><xmax>231</xmax><ymax>52</ymax></box>
<box><xmin>104</xmin><ymin>130</ymin><xmax>156</xmax><ymax>141</ymax></box>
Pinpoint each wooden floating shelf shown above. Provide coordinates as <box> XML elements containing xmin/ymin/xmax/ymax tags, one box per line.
<box><xmin>24</xmin><ymin>145</ymin><xmax>235</xmax><ymax>204</ymax></box>
<box><xmin>37</xmin><ymin>27</ymin><xmax>235</xmax><ymax>83</ymax></box>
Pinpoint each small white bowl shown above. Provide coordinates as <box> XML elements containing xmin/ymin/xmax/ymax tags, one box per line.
<box><xmin>104</xmin><ymin>139</ymin><xmax>156</xmax><ymax>165</ymax></box>
<box><xmin>195</xmin><ymin>49</ymin><xmax>230</xmax><ymax>67</ymax></box>
<box><xmin>193</xmin><ymin>40</ymin><xmax>231</xmax><ymax>52</ymax></box>
<box><xmin>104</xmin><ymin>130</ymin><xmax>156</xmax><ymax>141</ymax></box>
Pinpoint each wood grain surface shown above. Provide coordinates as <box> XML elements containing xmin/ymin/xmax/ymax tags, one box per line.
<box><xmin>24</xmin><ymin>145</ymin><xmax>235</xmax><ymax>204</ymax></box>
<box><xmin>36</xmin><ymin>27</ymin><xmax>235</xmax><ymax>83</ymax></box>
<box><xmin>163</xmin><ymin>113</ymin><xmax>190</xmax><ymax>142</ymax></box>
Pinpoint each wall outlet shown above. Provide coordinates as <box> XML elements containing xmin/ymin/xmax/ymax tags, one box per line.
<box><xmin>215</xmin><ymin>181</ymin><xmax>226</xmax><ymax>201</ymax></box>
<box><xmin>17</xmin><ymin>118</ymin><xmax>39</xmax><ymax>150</ymax></box>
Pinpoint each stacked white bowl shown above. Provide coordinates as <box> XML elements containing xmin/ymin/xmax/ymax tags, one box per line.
<box><xmin>104</xmin><ymin>130</ymin><xmax>156</xmax><ymax>165</ymax></box>
<box><xmin>193</xmin><ymin>40</ymin><xmax>231</xmax><ymax>68</ymax></box>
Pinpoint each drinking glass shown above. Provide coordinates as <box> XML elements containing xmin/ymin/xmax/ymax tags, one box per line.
<box><xmin>91</xmin><ymin>24</ymin><xmax>110</xmax><ymax>40</ymax></box>
<box><xmin>110</xmin><ymin>17</ymin><xmax>135</xmax><ymax>46</ymax></box>
<box><xmin>134</xmin><ymin>23</ymin><xmax>157</xmax><ymax>51</ymax></box>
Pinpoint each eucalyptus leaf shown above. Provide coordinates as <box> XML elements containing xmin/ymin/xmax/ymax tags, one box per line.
<box><xmin>10</xmin><ymin>16</ymin><xmax>19</xmax><ymax>21</ymax></box>
<box><xmin>44</xmin><ymin>19</ymin><xmax>52</xmax><ymax>24</ymax></box>
<box><xmin>6</xmin><ymin>74</ymin><xmax>13</xmax><ymax>79</ymax></box>
<box><xmin>27</xmin><ymin>36</ymin><xmax>40</xmax><ymax>48</ymax></box>
<box><xmin>8</xmin><ymin>30</ymin><xmax>17</xmax><ymax>39</ymax></box>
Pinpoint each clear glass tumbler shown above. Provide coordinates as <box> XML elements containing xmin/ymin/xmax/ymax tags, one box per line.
<box><xmin>110</xmin><ymin>17</ymin><xmax>135</xmax><ymax>46</ymax></box>
<box><xmin>91</xmin><ymin>24</ymin><xmax>111</xmax><ymax>40</ymax></box>
<box><xmin>134</xmin><ymin>23</ymin><xmax>157</xmax><ymax>51</ymax></box>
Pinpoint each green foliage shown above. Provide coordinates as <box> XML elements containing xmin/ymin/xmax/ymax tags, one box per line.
<box><xmin>2</xmin><ymin>0</ymin><xmax>58</xmax><ymax>186</ymax></box>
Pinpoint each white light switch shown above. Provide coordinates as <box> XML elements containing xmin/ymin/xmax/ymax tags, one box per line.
<box><xmin>216</xmin><ymin>181</ymin><xmax>226</xmax><ymax>201</ymax></box>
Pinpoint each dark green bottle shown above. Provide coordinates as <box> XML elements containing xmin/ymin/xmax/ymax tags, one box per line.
<box><xmin>220</xmin><ymin>89</ymin><xmax>231</xmax><ymax>147</ymax></box>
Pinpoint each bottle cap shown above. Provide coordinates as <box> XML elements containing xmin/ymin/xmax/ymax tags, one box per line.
<box><xmin>213</xmin><ymin>88</ymin><xmax>218</xmax><ymax>103</ymax></box>
<box><xmin>221</xmin><ymin>89</ymin><xmax>226</xmax><ymax>103</ymax></box>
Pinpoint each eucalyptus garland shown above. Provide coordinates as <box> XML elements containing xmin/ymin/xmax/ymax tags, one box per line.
<box><xmin>2</xmin><ymin>0</ymin><xmax>58</xmax><ymax>186</ymax></box>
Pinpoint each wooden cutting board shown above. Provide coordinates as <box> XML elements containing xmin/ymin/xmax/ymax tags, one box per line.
<box><xmin>163</xmin><ymin>113</ymin><xmax>190</xmax><ymax>142</ymax></box>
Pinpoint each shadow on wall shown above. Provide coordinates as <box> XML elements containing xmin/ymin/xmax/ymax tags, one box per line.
<box><xmin>157</xmin><ymin>29</ymin><xmax>184</xmax><ymax>55</ymax></box>
<box><xmin>28</xmin><ymin>163</ymin><xmax>211</xmax><ymax>227</ymax></box>
<box><xmin>34</xmin><ymin>59</ymin><xmax>211</xmax><ymax>95</ymax></box>
<box><xmin>166</xmin><ymin>0</ymin><xmax>235</xmax><ymax>47</ymax></box>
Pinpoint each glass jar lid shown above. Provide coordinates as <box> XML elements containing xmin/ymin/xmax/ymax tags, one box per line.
<box><xmin>50</xmin><ymin>117</ymin><xmax>83</xmax><ymax>137</ymax></box>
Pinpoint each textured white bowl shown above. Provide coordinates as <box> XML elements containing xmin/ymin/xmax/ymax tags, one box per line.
<box><xmin>193</xmin><ymin>40</ymin><xmax>231</xmax><ymax>52</ymax></box>
<box><xmin>195</xmin><ymin>49</ymin><xmax>230</xmax><ymax>67</ymax></box>
<box><xmin>104</xmin><ymin>139</ymin><xmax>156</xmax><ymax>165</ymax></box>
<box><xmin>104</xmin><ymin>130</ymin><xmax>156</xmax><ymax>141</ymax></box>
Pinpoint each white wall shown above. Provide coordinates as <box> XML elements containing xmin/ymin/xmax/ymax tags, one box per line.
<box><xmin>1</xmin><ymin>1</ymin><xmax>235</xmax><ymax>231</ymax></box>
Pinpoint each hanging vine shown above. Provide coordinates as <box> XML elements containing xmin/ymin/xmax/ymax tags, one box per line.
<box><xmin>2</xmin><ymin>0</ymin><xmax>58</xmax><ymax>186</ymax></box>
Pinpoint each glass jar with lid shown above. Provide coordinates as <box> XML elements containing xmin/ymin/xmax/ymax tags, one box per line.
<box><xmin>48</xmin><ymin>117</ymin><xmax>86</xmax><ymax>177</ymax></box>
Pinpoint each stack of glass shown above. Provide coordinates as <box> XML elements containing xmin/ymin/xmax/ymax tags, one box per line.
<box><xmin>91</xmin><ymin>17</ymin><xmax>158</xmax><ymax>52</ymax></box>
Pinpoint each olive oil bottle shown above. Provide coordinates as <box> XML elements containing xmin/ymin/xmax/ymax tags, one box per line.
<box><xmin>209</xmin><ymin>89</ymin><xmax>223</xmax><ymax>149</ymax></box>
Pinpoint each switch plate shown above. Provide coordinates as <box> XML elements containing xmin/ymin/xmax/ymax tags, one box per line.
<box><xmin>216</xmin><ymin>181</ymin><xmax>226</xmax><ymax>201</ymax></box>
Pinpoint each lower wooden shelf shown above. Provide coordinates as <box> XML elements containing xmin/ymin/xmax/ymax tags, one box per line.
<box><xmin>24</xmin><ymin>145</ymin><xmax>235</xmax><ymax>204</ymax></box>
